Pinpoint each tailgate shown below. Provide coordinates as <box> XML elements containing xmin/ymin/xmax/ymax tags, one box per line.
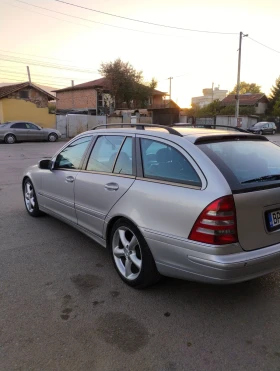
<box><xmin>234</xmin><ymin>187</ymin><xmax>280</xmax><ymax>251</ymax></box>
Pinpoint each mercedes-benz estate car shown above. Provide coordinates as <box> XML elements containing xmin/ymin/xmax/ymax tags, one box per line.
<box><xmin>22</xmin><ymin>124</ymin><xmax>280</xmax><ymax>288</ymax></box>
<box><xmin>0</xmin><ymin>121</ymin><xmax>61</xmax><ymax>143</ymax></box>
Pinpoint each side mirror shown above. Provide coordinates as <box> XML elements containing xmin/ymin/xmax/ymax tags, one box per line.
<box><xmin>39</xmin><ymin>159</ymin><xmax>52</xmax><ymax>170</ymax></box>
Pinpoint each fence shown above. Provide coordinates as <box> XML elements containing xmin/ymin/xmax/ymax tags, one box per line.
<box><xmin>56</xmin><ymin>114</ymin><xmax>152</xmax><ymax>138</ymax></box>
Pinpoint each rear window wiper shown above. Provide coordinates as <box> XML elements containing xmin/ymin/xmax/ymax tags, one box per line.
<box><xmin>241</xmin><ymin>174</ymin><xmax>280</xmax><ymax>184</ymax></box>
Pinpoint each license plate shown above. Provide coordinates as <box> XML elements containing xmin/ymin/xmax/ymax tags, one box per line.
<box><xmin>267</xmin><ymin>209</ymin><xmax>280</xmax><ymax>231</ymax></box>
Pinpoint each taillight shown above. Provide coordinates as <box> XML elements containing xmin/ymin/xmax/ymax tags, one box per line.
<box><xmin>189</xmin><ymin>196</ymin><xmax>238</xmax><ymax>245</ymax></box>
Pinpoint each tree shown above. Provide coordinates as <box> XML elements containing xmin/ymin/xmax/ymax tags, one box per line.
<box><xmin>229</xmin><ymin>81</ymin><xmax>262</xmax><ymax>95</ymax></box>
<box><xmin>99</xmin><ymin>59</ymin><xmax>157</xmax><ymax>108</ymax></box>
<box><xmin>269</xmin><ymin>76</ymin><xmax>280</xmax><ymax>111</ymax></box>
<box><xmin>272</xmin><ymin>98</ymin><xmax>280</xmax><ymax>117</ymax></box>
<box><xmin>197</xmin><ymin>100</ymin><xmax>221</xmax><ymax>117</ymax></box>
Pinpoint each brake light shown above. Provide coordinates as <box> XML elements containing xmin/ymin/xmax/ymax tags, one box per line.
<box><xmin>189</xmin><ymin>196</ymin><xmax>238</xmax><ymax>245</ymax></box>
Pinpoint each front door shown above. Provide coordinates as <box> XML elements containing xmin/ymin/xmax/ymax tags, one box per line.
<box><xmin>74</xmin><ymin>134</ymin><xmax>135</xmax><ymax>236</ymax></box>
<box><xmin>40</xmin><ymin>135</ymin><xmax>93</xmax><ymax>223</ymax></box>
<box><xmin>26</xmin><ymin>122</ymin><xmax>44</xmax><ymax>141</ymax></box>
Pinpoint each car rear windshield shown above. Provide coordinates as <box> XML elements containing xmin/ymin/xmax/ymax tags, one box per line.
<box><xmin>197</xmin><ymin>140</ymin><xmax>280</xmax><ymax>193</ymax></box>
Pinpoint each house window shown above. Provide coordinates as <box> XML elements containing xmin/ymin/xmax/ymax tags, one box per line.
<box><xmin>255</xmin><ymin>103</ymin><xmax>259</xmax><ymax>107</ymax></box>
<box><xmin>97</xmin><ymin>93</ymin><xmax>103</xmax><ymax>107</ymax></box>
<box><xmin>19</xmin><ymin>90</ymin><xmax>29</xmax><ymax>99</ymax></box>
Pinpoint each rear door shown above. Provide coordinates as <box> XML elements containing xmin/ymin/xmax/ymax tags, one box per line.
<box><xmin>198</xmin><ymin>138</ymin><xmax>280</xmax><ymax>251</ymax></box>
<box><xmin>263</xmin><ymin>123</ymin><xmax>269</xmax><ymax>134</ymax></box>
<box><xmin>10</xmin><ymin>122</ymin><xmax>29</xmax><ymax>140</ymax></box>
<box><xmin>74</xmin><ymin>134</ymin><xmax>136</xmax><ymax>237</ymax></box>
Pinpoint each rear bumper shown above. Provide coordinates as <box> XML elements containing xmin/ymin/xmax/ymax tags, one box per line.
<box><xmin>143</xmin><ymin>229</ymin><xmax>280</xmax><ymax>284</ymax></box>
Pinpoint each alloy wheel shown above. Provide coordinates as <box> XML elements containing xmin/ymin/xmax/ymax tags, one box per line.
<box><xmin>24</xmin><ymin>182</ymin><xmax>36</xmax><ymax>213</ymax></box>
<box><xmin>5</xmin><ymin>135</ymin><xmax>16</xmax><ymax>144</ymax></box>
<box><xmin>112</xmin><ymin>226</ymin><xmax>142</xmax><ymax>281</ymax></box>
<box><xmin>48</xmin><ymin>133</ymin><xmax>57</xmax><ymax>142</ymax></box>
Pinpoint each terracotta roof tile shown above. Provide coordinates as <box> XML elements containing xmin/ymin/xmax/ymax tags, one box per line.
<box><xmin>0</xmin><ymin>82</ymin><xmax>56</xmax><ymax>100</ymax></box>
<box><xmin>221</xmin><ymin>93</ymin><xmax>268</xmax><ymax>106</ymax></box>
<box><xmin>53</xmin><ymin>77</ymin><xmax>167</xmax><ymax>95</ymax></box>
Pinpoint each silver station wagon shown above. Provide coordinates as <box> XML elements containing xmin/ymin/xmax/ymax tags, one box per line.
<box><xmin>22</xmin><ymin>124</ymin><xmax>280</xmax><ymax>288</ymax></box>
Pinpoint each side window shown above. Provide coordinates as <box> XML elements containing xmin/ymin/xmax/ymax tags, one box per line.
<box><xmin>86</xmin><ymin>136</ymin><xmax>124</xmax><ymax>173</ymax></box>
<box><xmin>114</xmin><ymin>137</ymin><xmax>133</xmax><ymax>175</ymax></box>
<box><xmin>140</xmin><ymin>138</ymin><xmax>201</xmax><ymax>186</ymax></box>
<box><xmin>11</xmin><ymin>122</ymin><xmax>27</xmax><ymax>129</ymax></box>
<box><xmin>55</xmin><ymin>136</ymin><xmax>92</xmax><ymax>170</ymax></box>
<box><xmin>26</xmin><ymin>123</ymin><xmax>39</xmax><ymax>130</ymax></box>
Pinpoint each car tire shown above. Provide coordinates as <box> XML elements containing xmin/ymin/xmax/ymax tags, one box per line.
<box><xmin>23</xmin><ymin>178</ymin><xmax>43</xmax><ymax>217</ymax></box>
<box><xmin>4</xmin><ymin>134</ymin><xmax>16</xmax><ymax>144</ymax></box>
<box><xmin>48</xmin><ymin>133</ymin><xmax>58</xmax><ymax>142</ymax></box>
<box><xmin>259</xmin><ymin>130</ymin><xmax>263</xmax><ymax>135</ymax></box>
<box><xmin>110</xmin><ymin>218</ymin><xmax>160</xmax><ymax>288</ymax></box>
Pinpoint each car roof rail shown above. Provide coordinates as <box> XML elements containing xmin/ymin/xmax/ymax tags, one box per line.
<box><xmin>91</xmin><ymin>123</ymin><xmax>183</xmax><ymax>137</ymax></box>
<box><xmin>173</xmin><ymin>123</ymin><xmax>249</xmax><ymax>133</ymax></box>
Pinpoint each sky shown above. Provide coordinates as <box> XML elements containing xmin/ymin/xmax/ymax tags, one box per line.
<box><xmin>0</xmin><ymin>0</ymin><xmax>280</xmax><ymax>107</ymax></box>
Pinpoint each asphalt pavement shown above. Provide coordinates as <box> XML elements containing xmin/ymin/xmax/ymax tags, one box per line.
<box><xmin>1</xmin><ymin>138</ymin><xmax>280</xmax><ymax>371</ymax></box>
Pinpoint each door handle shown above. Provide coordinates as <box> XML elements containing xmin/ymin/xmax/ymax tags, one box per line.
<box><xmin>104</xmin><ymin>182</ymin><xmax>119</xmax><ymax>191</ymax></box>
<box><xmin>65</xmin><ymin>176</ymin><xmax>75</xmax><ymax>183</ymax></box>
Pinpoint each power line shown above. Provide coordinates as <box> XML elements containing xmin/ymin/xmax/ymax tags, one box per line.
<box><xmin>11</xmin><ymin>1</ymin><xmax>187</xmax><ymax>38</ymax></box>
<box><xmin>0</xmin><ymin>68</ymin><xmax>86</xmax><ymax>81</ymax></box>
<box><xmin>247</xmin><ymin>36</ymin><xmax>280</xmax><ymax>54</ymax></box>
<box><xmin>0</xmin><ymin>76</ymin><xmax>66</xmax><ymax>87</ymax></box>
<box><xmin>53</xmin><ymin>0</ymin><xmax>238</xmax><ymax>35</ymax></box>
<box><xmin>0</xmin><ymin>49</ymin><xmax>73</xmax><ymax>63</ymax></box>
<box><xmin>0</xmin><ymin>72</ymin><xmax>73</xmax><ymax>87</ymax></box>
<box><xmin>0</xmin><ymin>54</ymin><xmax>99</xmax><ymax>74</ymax></box>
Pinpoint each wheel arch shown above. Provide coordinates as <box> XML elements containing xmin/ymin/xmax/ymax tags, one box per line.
<box><xmin>105</xmin><ymin>215</ymin><xmax>140</xmax><ymax>247</ymax></box>
<box><xmin>22</xmin><ymin>176</ymin><xmax>30</xmax><ymax>191</ymax></box>
<box><xmin>4</xmin><ymin>132</ymin><xmax>16</xmax><ymax>140</ymax></box>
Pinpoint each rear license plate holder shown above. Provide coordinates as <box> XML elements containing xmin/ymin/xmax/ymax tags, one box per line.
<box><xmin>266</xmin><ymin>209</ymin><xmax>280</xmax><ymax>232</ymax></box>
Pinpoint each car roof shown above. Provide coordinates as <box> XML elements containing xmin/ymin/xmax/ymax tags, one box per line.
<box><xmin>80</xmin><ymin>125</ymin><xmax>267</xmax><ymax>145</ymax></box>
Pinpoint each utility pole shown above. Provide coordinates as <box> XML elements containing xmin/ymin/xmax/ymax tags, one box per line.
<box><xmin>212</xmin><ymin>82</ymin><xmax>214</xmax><ymax>102</ymax></box>
<box><xmin>71</xmin><ymin>80</ymin><xmax>74</xmax><ymax>109</ymax></box>
<box><xmin>168</xmin><ymin>77</ymin><xmax>173</xmax><ymax>107</ymax></box>
<box><xmin>235</xmin><ymin>31</ymin><xmax>248</xmax><ymax>124</ymax></box>
<box><xmin>26</xmin><ymin>66</ymin><xmax>31</xmax><ymax>83</ymax></box>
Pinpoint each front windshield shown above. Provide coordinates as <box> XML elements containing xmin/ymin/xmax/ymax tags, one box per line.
<box><xmin>253</xmin><ymin>122</ymin><xmax>265</xmax><ymax>128</ymax></box>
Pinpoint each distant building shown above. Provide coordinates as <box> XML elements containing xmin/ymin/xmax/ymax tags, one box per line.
<box><xmin>53</xmin><ymin>77</ymin><xmax>168</xmax><ymax>115</ymax></box>
<box><xmin>0</xmin><ymin>82</ymin><xmax>56</xmax><ymax>127</ymax></box>
<box><xmin>220</xmin><ymin>93</ymin><xmax>269</xmax><ymax>115</ymax></box>
<box><xmin>192</xmin><ymin>86</ymin><xmax>228</xmax><ymax>108</ymax></box>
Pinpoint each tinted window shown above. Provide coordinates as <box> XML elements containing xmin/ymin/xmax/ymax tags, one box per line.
<box><xmin>114</xmin><ymin>137</ymin><xmax>133</xmax><ymax>175</ymax></box>
<box><xmin>140</xmin><ymin>138</ymin><xmax>201</xmax><ymax>186</ymax></box>
<box><xmin>26</xmin><ymin>123</ymin><xmax>40</xmax><ymax>130</ymax></box>
<box><xmin>11</xmin><ymin>122</ymin><xmax>27</xmax><ymax>129</ymax></box>
<box><xmin>86</xmin><ymin>136</ymin><xmax>124</xmax><ymax>173</ymax></box>
<box><xmin>198</xmin><ymin>140</ymin><xmax>280</xmax><ymax>190</ymax></box>
<box><xmin>55</xmin><ymin>136</ymin><xmax>92</xmax><ymax>170</ymax></box>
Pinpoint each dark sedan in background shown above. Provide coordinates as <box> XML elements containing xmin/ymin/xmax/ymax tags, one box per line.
<box><xmin>0</xmin><ymin>121</ymin><xmax>61</xmax><ymax>144</ymax></box>
<box><xmin>248</xmin><ymin>121</ymin><xmax>277</xmax><ymax>135</ymax></box>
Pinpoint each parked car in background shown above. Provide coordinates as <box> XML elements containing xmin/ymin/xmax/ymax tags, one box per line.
<box><xmin>0</xmin><ymin>121</ymin><xmax>61</xmax><ymax>144</ymax></box>
<box><xmin>248</xmin><ymin>121</ymin><xmax>277</xmax><ymax>135</ymax></box>
<box><xmin>22</xmin><ymin>124</ymin><xmax>280</xmax><ymax>288</ymax></box>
